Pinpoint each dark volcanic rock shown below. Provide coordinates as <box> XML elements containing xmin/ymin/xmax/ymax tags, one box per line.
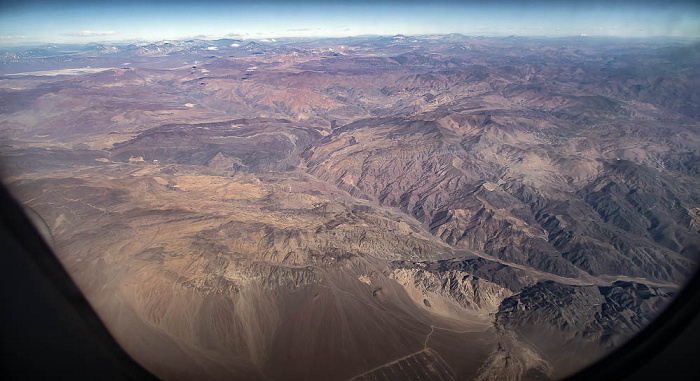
<box><xmin>110</xmin><ymin>119</ymin><xmax>320</xmax><ymax>173</ymax></box>
<box><xmin>494</xmin><ymin>280</ymin><xmax>672</xmax><ymax>378</ymax></box>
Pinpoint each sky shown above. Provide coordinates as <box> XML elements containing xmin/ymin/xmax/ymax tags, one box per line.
<box><xmin>0</xmin><ymin>0</ymin><xmax>698</xmax><ymax>45</ymax></box>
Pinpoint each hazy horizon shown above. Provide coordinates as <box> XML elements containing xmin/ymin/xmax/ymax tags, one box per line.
<box><xmin>2</xmin><ymin>2</ymin><xmax>700</xmax><ymax>380</ymax></box>
<box><xmin>1</xmin><ymin>0</ymin><xmax>698</xmax><ymax>46</ymax></box>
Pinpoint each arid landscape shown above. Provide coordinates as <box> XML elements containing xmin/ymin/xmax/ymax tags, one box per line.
<box><xmin>1</xmin><ymin>34</ymin><xmax>699</xmax><ymax>380</ymax></box>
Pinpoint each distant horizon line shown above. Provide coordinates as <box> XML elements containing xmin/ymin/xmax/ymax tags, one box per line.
<box><xmin>2</xmin><ymin>32</ymin><xmax>699</xmax><ymax>48</ymax></box>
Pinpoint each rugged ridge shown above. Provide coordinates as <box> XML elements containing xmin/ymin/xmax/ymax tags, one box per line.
<box><xmin>489</xmin><ymin>280</ymin><xmax>673</xmax><ymax>379</ymax></box>
<box><xmin>2</xmin><ymin>35</ymin><xmax>698</xmax><ymax>380</ymax></box>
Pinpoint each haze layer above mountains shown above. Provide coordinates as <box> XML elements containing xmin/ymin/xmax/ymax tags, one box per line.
<box><xmin>1</xmin><ymin>34</ymin><xmax>699</xmax><ymax>380</ymax></box>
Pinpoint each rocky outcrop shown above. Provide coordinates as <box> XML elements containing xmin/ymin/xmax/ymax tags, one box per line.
<box><xmin>388</xmin><ymin>265</ymin><xmax>513</xmax><ymax>314</ymax></box>
<box><xmin>491</xmin><ymin>280</ymin><xmax>672</xmax><ymax>379</ymax></box>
